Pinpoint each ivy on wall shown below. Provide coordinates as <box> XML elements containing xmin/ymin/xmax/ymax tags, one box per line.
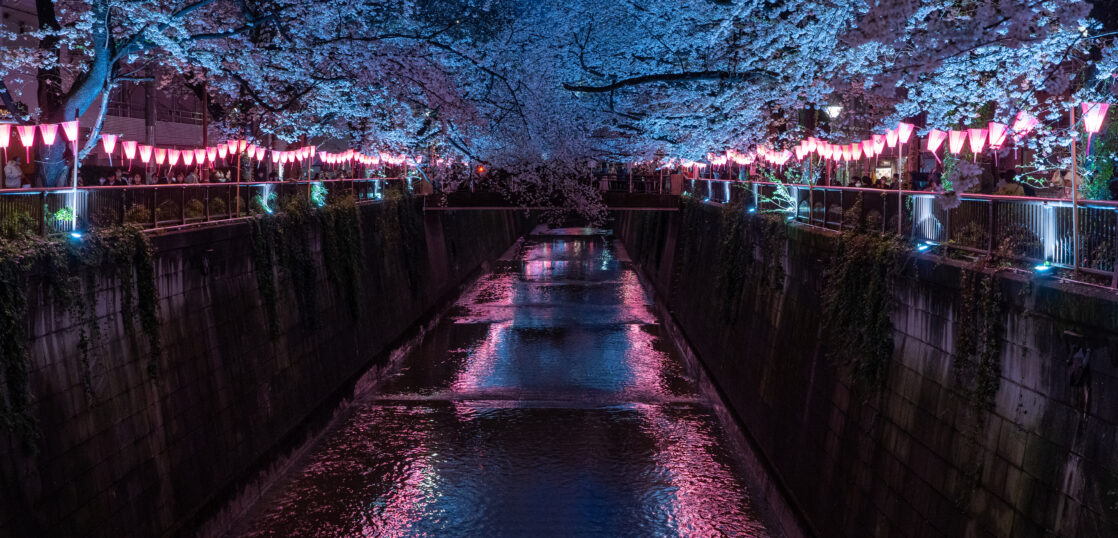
<box><xmin>821</xmin><ymin>197</ymin><xmax>905</xmax><ymax>391</ymax></box>
<box><xmin>320</xmin><ymin>197</ymin><xmax>365</xmax><ymax>320</ymax></box>
<box><xmin>250</xmin><ymin>194</ymin><xmax>368</xmax><ymax>337</ymax></box>
<box><xmin>951</xmin><ymin>266</ymin><xmax>1005</xmax><ymax>509</ymax></box>
<box><xmin>0</xmin><ymin>224</ymin><xmax>161</xmax><ymax>451</ymax></box>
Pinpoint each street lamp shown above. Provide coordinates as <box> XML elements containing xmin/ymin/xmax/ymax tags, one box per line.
<box><xmin>825</xmin><ymin>104</ymin><xmax>843</xmax><ymax>119</ymax></box>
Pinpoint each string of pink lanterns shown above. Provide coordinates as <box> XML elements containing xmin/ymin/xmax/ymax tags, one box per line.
<box><xmin>699</xmin><ymin>102</ymin><xmax>1109</xmax><ymax>174</ymax></box>
<box><xmin>0</xmin><ymin>121</ymin><xmax>417</xmax><ymax>175</ymax></box>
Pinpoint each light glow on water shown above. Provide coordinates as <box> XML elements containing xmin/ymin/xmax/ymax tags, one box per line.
<box><xmin>236</xmin><ymin>232</ymin><xmax>775</xmax><ymax>537</ymax></box>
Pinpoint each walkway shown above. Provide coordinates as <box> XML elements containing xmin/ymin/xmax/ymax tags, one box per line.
<box><xmin>235</xmin><ymin>227</ymin><xmax>776</xmax><ymax>536</ymax></box>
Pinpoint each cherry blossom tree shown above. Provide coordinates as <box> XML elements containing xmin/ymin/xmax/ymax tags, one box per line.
<box><xmin>2</xmin><ymin>0</ymin><xmax>1115</xmax><ymax>207</ymax></box>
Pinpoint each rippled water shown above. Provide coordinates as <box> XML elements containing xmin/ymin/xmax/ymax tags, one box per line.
<box><xmin>236</xmin><ymin>228</ymin><xmax>775</xmax><ymax>537</ymax></box>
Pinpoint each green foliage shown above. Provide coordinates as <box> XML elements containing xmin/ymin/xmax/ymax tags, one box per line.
<box><xmin>951</xmin><ymin>267</ymin><xmax>1004</xmax><ymax>508</ymax></box>
<box><xmin>954</xmin><ymin>269</ymin><xmax>1003</xmax><ymax>416</ymax></box>
<box><xmin>184</xmin><ymin>199</ymin><xmax>205</xmax><ymax>220</ymax></box>
<box><xmin>1080</xmin><ymin>118</ymin><xmax>1118</xmax><ymax>201</ymax></box>
<box><xmin>156</xmin><ymin>200</ymin><xmax>180</xmax><ymax>221</ymax></box>
<box><xmin>0</xmin><ymin>224</ymin><xmax>161</xmax><ymax>450</ymax></box>
<box><xmin>319</xmin><ymin>196</ymin><xmax>365</xmax><ymax>319</ymax></box>
<box><xmin>377</xmin><ymin>190</ymin><xmax>426</xmax><ymax>297</ymax></box>
<box><xmin>51</xmin><ymin>207</ymin><xmax>75</xmax><ymax>226</ymax></box>
<box><xmin>208</xmin><ymin>196</ymin><xmax>228</xmax><ymax>218</ymax></box>
<box><xmin>0</xmin><ymin>212</ymin><xmax>37</xmax><ymax>239</ymax></box>
<box><xmin>125</xmin><ymin>204</ymin><xmax>152</xmax><ymax>224</ymax></box>
<box><xmin>713</xmin><ymin>201</ymin><xmax>787</xmax><ymax>321</ymax></box>
<box><xmin>250</xmin><ymin>193</ymin><xmax>369</xmax><ymax>335</ymax></box>
<box><xmin>250</xmin><ymin>216</ymin><xmax>280</xmax><ymax>338</ymax></box>
<box><xmin>821</xmin><ymin>196</ymin><xmax>904</xmax><ymax>390</ymax></box>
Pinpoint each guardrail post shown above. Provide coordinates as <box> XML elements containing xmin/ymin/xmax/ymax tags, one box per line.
<box><xmin>897</xmin><ymin>190</ymin><xmax>903</xmax><ymax>236</ymax></box>
<box><xmin>945</xmin><ymin>207</ymin><xmax>951</xmax><ymax>245</ymax></box>
<box><xmin>1112</xmin><ymin>212</ymin><xmax>1117</xmax><ymax>287</ymax></box>
<box><xmin>152</xmin><ymin>188</ymin><xmax>159</xmax><ymax>229</ymax></box>
<box><xmin>39</xmin><ymin>191</ymin><xmax>47</xmax><ymax>237</ymax></box>
<box><xmin>808</xmin><ymin>184</ymin><xmax>814</xmax><ymax>226</ymax></box>
<box><xmin>987</xmin><ymin>199</ymin><xmax>996</xmax><ymax>255</ymax></box>
<box><xmin>204</xmin><ymin>186</ymin><xmax>211</xmax><ymax>222</ymax></box>
<box><xmin>180</xmin><ymin>187</ymin><xmax>186</xmax><ymax>226</ymax></box>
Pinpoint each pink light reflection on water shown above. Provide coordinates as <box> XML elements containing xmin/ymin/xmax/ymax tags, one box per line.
<box><xmin>638</xmin><ymin>403</ymin><xmax>771</xmax><ymax>537</ymax></box>
<box><xmin>451</xmin><ymin>321</ymin><xmax>512</xmax><ymax>393</ymax></box>
<box><xmin>354</xmin><ymin>430</ymin><xmax>437</xmax><ymax>537</ymax></box>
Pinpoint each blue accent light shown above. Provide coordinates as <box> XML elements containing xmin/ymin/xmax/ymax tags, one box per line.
<box><xmin>69</xmin><ymin>231</ymin><xmax>82</xmax><ymax>239</ymax></box>
<box><xmin>915</xmin><ymin>240</ymin><xmax>937</xmax><ymax>252</ymax></box>
<box><xmin>1034</xmin><ymin>262</ymin><xmax>1054</xmax><ymax>275</ymax></box>
<box><xmin>747</xmin><ymin>207</ymin><xmax>756</xmax><ymax>213</ymax></box>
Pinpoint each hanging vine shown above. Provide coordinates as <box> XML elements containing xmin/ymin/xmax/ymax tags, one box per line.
<box><xmin>0</xmin><ymin>223</ymin><xmax>162</xmax><ymax>451</ymax></box>
<box><xmin>951</xmin><ymin>266</ymin><xmax>1005</xmax><ymax>509</ymax></box>
<box><xmin>320</xmin><ymin>196</ymin><xmax>365</xmax><ymax>320</ymax></box>
<box><xmin>821</xmin><ymin>197</ymin><xmax>905</xmax><ymax>391</ymax></box>
<box><xmin>251</xmin><ymin>216</ymin><xmax>280</xmax><ymax>338</ymax></box>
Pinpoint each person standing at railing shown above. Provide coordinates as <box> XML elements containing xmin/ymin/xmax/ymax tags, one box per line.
<box><xmin>4</xmin><ymin>157</ymin><xmax>22</xmax><ymax>189</ymax></box>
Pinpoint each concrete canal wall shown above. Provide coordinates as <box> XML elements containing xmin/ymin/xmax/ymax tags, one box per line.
<box><xmin>616</xmin><ymin>201</ymin><xmax>1118</xmax><ymax>537</ymax></box>
<box><xmin>0</xmin><ymin>199</ymin><xmax>526</xmax><ymax>537</ymax></box>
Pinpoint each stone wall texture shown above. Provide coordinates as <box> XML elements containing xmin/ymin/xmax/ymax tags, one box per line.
<box><xmin>616</xmin><ymin>202</ymin><xmax>1118</xmax><ymax>537</ymax></box>
<box><xmin>0</xmin><ymin>200</ymin><xmax>525</xmax><ymax>537</ymax></box>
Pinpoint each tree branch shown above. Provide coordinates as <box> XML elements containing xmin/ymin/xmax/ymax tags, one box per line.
<box><xmin>562</xmin><ymin>69</ymin><xmax>778</xmax><ymax>93</ymax></box>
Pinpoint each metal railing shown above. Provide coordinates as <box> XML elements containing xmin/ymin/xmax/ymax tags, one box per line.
<box><xmin>690</xmin><ymin>179</ymin><xmax>1118</xmax><ymax>287</ymax></box>
<box><xmin>0</xmin><ymin>178</ymin><xmax>404</xmax><ymax>235</ymax></box>
<box><xmin>597</xmin><ymin>174</ymin><xmax>668</xmax><ymax>194</ymax></box>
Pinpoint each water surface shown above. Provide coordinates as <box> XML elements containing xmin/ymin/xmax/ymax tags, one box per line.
<box><xmin>237</xmin><ymin>228</ymin><xmax>776</xmax><ymax>537</ymax></box>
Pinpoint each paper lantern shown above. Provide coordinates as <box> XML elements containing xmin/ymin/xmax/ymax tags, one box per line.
<box><xmin>193</xmin><ymin>148</ymin><xmax>206</xmax><ymax>165</ymax></box>
<box><xmin>101</xmin><ymin>134</ymin><xmax>118</xmax><ymax>155</ymax></box>
<box><xmin>271</xmin><ymin>151</ymin><xmax>281</xmax><ymax>164</ymax></box>
<box><xmin>1082</xmin><ymin>103</ymin><xmax>1110</xmax><ymax>134</ymax></box>
<box><xmin>155</xmin><ymin>148</ymin><xmax>167</xmax><ymax>165</ymax></box>
<box><xmin>948</xmin><ymin>130</ymin><xmax>966</xmax><ymax>154</ymax></box>
<box><xmin>183</xmin><ymin>150</ymin><xmax>194</xmax><ymax>166</ymax></box>
<box><xmin>206</xmin><ymin>147</ymin><xmax>218</xmax><ymax>163</ymax></box>
<box><xmin>926</xmin><ymin>129</ymin><xmax>948</xmax><ymax>154</ymax></box>
<box><xmin>794</xmin><ymin>147</ymin><xmax>805</xmax><ymax>160</ymax></box>
<box><xmin>255</xmin><ymin>147</ymin><xmax>265</xmax><ymax>161</ymax></box>
<box><xmin>1011</xmin><ymin>111</ymin><xmax>1038</xmax><ymax>142</ymax></box>
<box><xmin>861</xmin><ymin>140</ymin><xmax>873</xmax><ymax>158</ymax></box>
<box><xmin>295</xmin><ymin>149</ymin><xmax>305</xmax><ymax>162</ymax></box>
<box><xmin>218</xmin><ymin>145</ymin><xmax>228</xmax><ymax>159</ymax></box>
<box><xmin>16</xmin><ymin>126</ymin><xmax>35</xmax><ymax>162</ymax></box>
<box><xmin>1082</xmin><ymin>102</ymin><xmax>1110</xmax><ymax>154</ymax></box>
<box><xmin>820</xmin><ymin>143</ymin><xmax>832</xmax><ymax>160</ymax></box>
<box><xmin>852</xmin><ymin>143</ymin><xmax>863</xmax><ymax>160</ymax></box>
<box><xmin>885</xmin><ymin>128</ymin><xmax>898</xmax><ymax>148</ymax></box>
<box><xmin>872</xmin><ymin>134</ymin><xmax>885</xmax><ymax>155</ymax></box>
<box><xmin>841</xmin><ymin>145</ymin><xmax>852</xmax><ymax>161</ymax></box>
<box><xmin>968</xmin><ymin>128</ymin><xmax>988</xmax><ymax>157</ymax></box>
<box><xmin>39</xmin><ymin>123</ymin><xmax>59</xmax><ymax>145</ymax></box>
<box><xmin>897</xmin><ymin>122</ymin><xmax>915</xmax><ymax>144</ymax></box>
<box><xmin>226</xmin><ymin>140</ymin><xmax>239</xmax><ymax>154</ymax></box>
<box><xmin>988</xmin><ymin>122</ymin><xmax>1008</xmax><ymax>149</ymax></box>
<box><xmin>61</xmin><ymin>120</ymin><xmax>79</xmax><ymax>142</ymax></box>
<box><xmin>0</xmin><ymin>124</ymin><xmax>9</xmax><ymax>149</ymax></box>
<box><xmin>139</xmin><ymin>145</ymin><xmax>153</xmax><ymax>164</ymax></box>
<box><xmin>122</xmin><ymin>140</ymin><xmax>137</xmax><ymax>160</ymax></box>
<box><xmin>168</xmin><ymin>149</ymin><xmax>181</xmax><ymax>167</ymax></box>
<box><xmin>238</xmin><ymin>140</ymin><xmax>247</xmax><ymax>152</ymax></box>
